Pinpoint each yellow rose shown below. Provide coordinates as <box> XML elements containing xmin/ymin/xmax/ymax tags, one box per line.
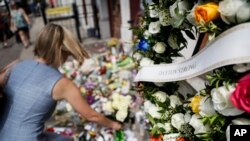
<box><xmin>190</xmin><ymin>95</ymin><xmax>203</xmax><ymax>114</ymax></box>
<box><xmin>195</xmin><ymin>2</ymin><xmax>220</xmax><ymax>23</ymax></box>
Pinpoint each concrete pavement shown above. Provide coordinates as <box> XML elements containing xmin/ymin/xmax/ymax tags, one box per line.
<box><xmin>0</xmin><ymin>17</ymin><xmax>43</xmax><ymax>69</ymax></box>
<box><xmin>0</xmin><ymin>16</ymin><xmax>105</xmax><ymax>69</ymax></box>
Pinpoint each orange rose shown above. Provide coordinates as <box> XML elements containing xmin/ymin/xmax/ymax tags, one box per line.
<box><xmin>194</xmin><ymin>2</ymin><xmax>220</xmax><ymax>23</ymax></box>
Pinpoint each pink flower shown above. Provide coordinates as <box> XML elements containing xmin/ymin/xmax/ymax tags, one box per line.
<box><xmin>231</xmin><ymin>74</ymin><xmax>250</xmax><ymax>113</ymax></box>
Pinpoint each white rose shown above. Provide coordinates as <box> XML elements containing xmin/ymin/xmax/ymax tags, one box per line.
<box><xmin>133</xmin><ymin>52</ymin><xmax>143</xmax><ymax>61</ymax></box>
<box><xmin>148</xmin><ymin>21</ymin><xmax>161</xmax><ymax>34</ymax></box>
<box><xmin>236</xmin><ymin>3</ymin><xmax>250</xmax><ymax>23</ymax></box>
<box><xmin>103</xmin><ymin>101</ymin><xmax>114</xmax><ymax>113</ymax></box>
<box><xmin>143</xmin><ymin>30</ymin><xmax>152</xmax><ymax>39</ymax></box>
<box><xmin>116</xmin><ymin>101</ymin><xmax>130</xmax><ymax>111</ymax></box>
<box><xmin>148</xmin><ymin>106</ymin><xmax>162</xmax><ymax>119</ymax></box>
<box><xmin>153</xmin><ymin>42</ymin><xmax>166</xmax><ymax>54</ymax></box>
<box><xmin>153</xmin><ymin>91</ymin><xmax>168</xmax><ymax>103</ymax></box>
<box><xmin>169</xmin><ymin>0</ymin><xmax>190</xmax><ymax>20</ymax></box>
<box><xmin>111</xmin><ymin>100</ymin><xmax>120</xmax><ymax>110</ymax></box>
<box><xmin>116</xmin><ymin>109</ymin><xmax>128</xmax><ymax>122</ymax></box>
<box><xmin>219</xmin><ymin>0</ymin><xmax>247</xmax><ymax>24</ymax></box>
<box><xmin>211</xmin><ymin>85</ymin><xmax>244</xmax><ymax>116</ymax></box>
<box><xmin>163</xmin><ymin>133</ymin><xmax>180</xmax><ymax>141</ymax></box>
<box><xmin>156</xmin><ymin>122</ymin><xmax>172</xmax><ymax>133</ymax></box>
<box><xmin>226</xmin><ymin>118</ymin><xmax>250</xmax><ymax>141</ymax></box>
<box><xmin>199</xmin><ymin>96</ymin><xmax>217</xmax><ymax>117</ymax></box>
<box><xmin>140</xmin><ymin>57</ymin><xmax>154</xmax><ymax>67</ymax></box>
<box><xmin>111</xmin><ymin>93</ymin><xmax>120</xmax><ymax>101</ymax></box>
<box><xmin>189</xmin><ymin>114</ymin><xmax>210</xmax><ymax>134</ymax></box>
<box><xmin>149</xmin><ymin>4</ymin><xmax>159</xmax><ymax>18</ymax></box>
<box><xmin>169</xmin><ymin>95</ymin><xmax>182</xmax><ymax>108</ymax></box>
<box><xmin>171</xmin><ymin>113</ymin><xmax>185</xmax><ymax>130</ymax></box>
<box><xmin>144</xmin><ymin>100</ymin><xmax>162</xmax><ymax>119</ymax></box>
<box><xmin>233</xmin><ymin>63</ymin><xmax>250</xmax><ymax>73</ymax></box>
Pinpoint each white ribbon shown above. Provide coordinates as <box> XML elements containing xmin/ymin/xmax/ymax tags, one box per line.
<box><xmin>135</xmin><ymin>23</ymin><xmax>250</xmax><ymax>82</ymax></box>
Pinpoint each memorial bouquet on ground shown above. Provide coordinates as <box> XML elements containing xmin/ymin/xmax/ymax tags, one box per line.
<box><xmin>132</xmin><ymin>0</ymin><xmax>250</xmax><ymax>140</ymax></box>
<box><xmin>54</xmin><ymin>40</ymin><xmax>140</xmax><ymax>140</ymax></box>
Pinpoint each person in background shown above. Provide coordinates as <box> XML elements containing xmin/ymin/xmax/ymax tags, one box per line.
<box><xmin>0</xmin><ymin>24</ymin><xmax>122</xmax><ymax>141</ymax></box>
<box><xmin>10</xmin><ymin>1</ymin><xmax>31</xmax><ymax>48</ymax></box>
<box><xmin>0</xmin><ymin>6</ymin><xmax>11</xmax><ymax>48</ymax></box>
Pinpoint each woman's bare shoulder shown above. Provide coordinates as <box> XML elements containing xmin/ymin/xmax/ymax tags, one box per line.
<box><xmin>52</xmin><ymin>76</ymin><xmax>77</xmax><ymax>100</ymax></box>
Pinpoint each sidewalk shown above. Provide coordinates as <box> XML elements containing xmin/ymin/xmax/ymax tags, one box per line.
<box><xmin>0</xmin><ymin>17</ymin><xmax>43</xmax><ymax>69</ymax></box>
<box><xmin>19</xmin><ymin>17</ymin><xmax>44</xmax><ymax>60</ymax></box>
<box><xmin>0</xmin><ymin>17</ymin><xmax>106</xmax><ymax>69</ymax></box>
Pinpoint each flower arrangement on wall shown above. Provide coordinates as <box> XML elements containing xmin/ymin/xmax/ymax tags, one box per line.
<box><xmin>132</xmin><ymin>0</ymin><xmax>250</xmax><ymax>140</ymax></box>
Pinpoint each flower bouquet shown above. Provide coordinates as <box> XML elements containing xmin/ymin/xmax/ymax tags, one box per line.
<box><xmin>132</xmin><ymin>0</ymin><xmax>250</xmax><ymax>140</ymax></box>
<box><xmin>56</xmin><ymin>40</ymin><xmax>141</xmax><ymax>140</ymax></box>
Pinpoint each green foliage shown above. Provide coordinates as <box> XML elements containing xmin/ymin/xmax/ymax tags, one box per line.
<box><xmin>206</xmin><ymin>66</ymin><xmax>240</xmax><ymax>88</ymax></box>
<box><xmin>199</xmin><ymin>115</ymin><xmax>227</xmax><ymax>141</ymax></box>
<box><xmin>179</xmin><ymin>124</ymin><xmax>199</xmax><ymax>141</ymax></box>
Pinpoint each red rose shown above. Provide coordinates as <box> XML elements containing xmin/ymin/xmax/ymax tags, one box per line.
<box><xmin>176</xmin><ymin>137</ymin><xmax>187</xmax><ymax>141</ymax></box>
<box><xmin>150</xmin><ymin>135</ymin><xmax>163</xmax><ymax>141</ymax></box>
<box><xmin>231</xmin><ymin>74</ymin><xmax>250</xmax><ymax>113</ymax></box>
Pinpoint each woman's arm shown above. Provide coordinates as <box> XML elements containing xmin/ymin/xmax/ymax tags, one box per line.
<box><xmin>0</xmin><ymin>60</ymin><xmax>19</xmax><ymax>86</ymax></box>
<box><xmin>0</xmin><ymin>60</ymin><xmax>19</xmax><ymax>98</ymax></box>
<box><xmin>52</xmin><ymin>77</ymin><xmax>122</xmax><ymax>130</ymax></box>
<box><xmin>20</xmin><ymin>8</ymin><xmax>31</xmax><ymax>25</ymax></box>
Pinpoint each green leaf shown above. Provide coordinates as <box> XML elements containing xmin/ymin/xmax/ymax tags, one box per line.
<box><xmin>209</xmin><ymin>116</ymin><xmax>218</xmax><ymax>125</ymax></box>
<box><xmin>158</xmin><ymin>127</ymin><xmax>166</xmax><ymax>133</ymax></box>
<box><xmin>210</xmin><ymin>78</ymin><xmax>217</xmax><ymax>86</ymax></box>
<box><xmin>215</xmin><ymin>80</ymin><xmax>220</xmax><ymax>88</ymax></box>
<box><xmin>184</xmin><ymin>30</ymin><xmax>196</xmax><ymax>40</ymax></box>
<box><xmin>146</xmin><ymin>113</ymin><xmax>156</xmax><ymax>125</ymax></box>
<box><xmin>150</xmin><ymin>126</ymin><xmax>158</xmax><ymax>135</ymax></box>
<box><xmin>206</xmin><ymin>75</ymin><xmax>213</xmax><ymax>80</ymax></box>
<box><xmin>202</xmin><ymin>117</ymin><xmax>209</xmax><ymax>125</ymax></box>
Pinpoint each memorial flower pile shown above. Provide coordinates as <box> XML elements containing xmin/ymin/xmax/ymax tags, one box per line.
<box><xmin>132</xmin><ymin>0</ymin><xmax>250</xmax><ymax>140</ymax></box>
<box><xmin>51</xmin><ymin>39</ymin><xmax>140</xmax><ymax>140</ymax></box>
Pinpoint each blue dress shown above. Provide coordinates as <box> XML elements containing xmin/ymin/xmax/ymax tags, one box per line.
<box><xmin>0</xmin><ymin>60</ymin><xmax>72</xmax><ymax>141</ymax></box>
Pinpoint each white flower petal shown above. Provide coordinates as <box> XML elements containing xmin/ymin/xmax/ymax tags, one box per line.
<box><xmin>199</xmin><ymin>96</ymin><xmax>217</xmax><ymax>117</ymax></box>
<box><xmin>211</xmin><ymin>86</ymin><xmax>244</xmax><ymax>116</ymax></box>
<box><xmin>153</xmin><ymin>91</ymin><xmax>168</xmax><ymax>103</ymax></box>
<box><xmin>148</xmin><ymin>21</ymin><xmax>161</xmax><ymax>34</ymax></box>
<box><xmin>171</xmin><ymin>113</ymin><xmax>185</xmax><ymax>130</ymax></box>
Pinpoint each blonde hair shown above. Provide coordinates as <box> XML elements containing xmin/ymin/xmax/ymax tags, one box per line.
<box><xmin>34</xmin><ymin>24</ymin><xmax>89</xmax><ymax>67</ymax></box>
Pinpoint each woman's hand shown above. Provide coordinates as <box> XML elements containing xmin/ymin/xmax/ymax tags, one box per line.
<box><xmin>111</xmin><ymin>121</ymin><xmax>122</xmax><ymax>130</ymax></box>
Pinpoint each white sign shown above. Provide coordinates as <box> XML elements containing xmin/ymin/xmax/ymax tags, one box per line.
<box><xmin>135</xmin><ymin>23</ymin><xmax>250</xmax><ymax>82</ymax></box>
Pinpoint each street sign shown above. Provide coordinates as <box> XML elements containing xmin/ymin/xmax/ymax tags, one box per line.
<box><xmin>46</xmin><ymin>6</ymin><xmax>71</xmax><ymax>15</ymax></box>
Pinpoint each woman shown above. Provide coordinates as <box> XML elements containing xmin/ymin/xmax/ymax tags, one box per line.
<box><xmin>0</xmin><ymin>24</ymin><xmax>122</xmax><ymax>141</ymax></box>
<box><xmin>10</xmin><ymin>1</ymin><xmax>31</xmax><ymax>48</ymax></box>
